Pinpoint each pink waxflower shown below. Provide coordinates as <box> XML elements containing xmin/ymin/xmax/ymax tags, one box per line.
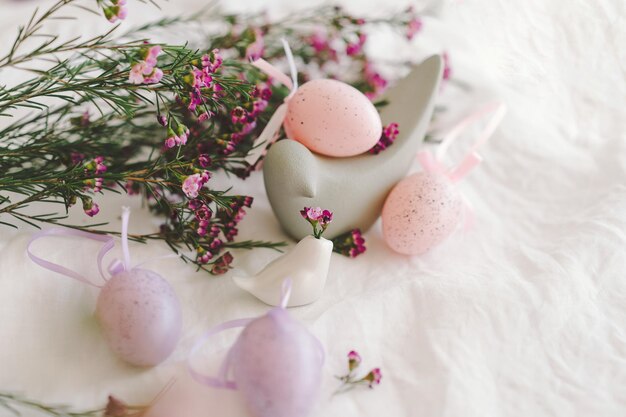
<box><xmin>198</xmin><ymin>154</ymin><xmax>211</xmax><ymax>168</ymax></box>
<box><xmin>335</xmin><ymin>351</ymin><xmax>382</xmax><ymax>394</ymax></box>
<box><xmin>146</xmin><ymin>46</ymin><xmax>162</xmax><ymax>66</ymax></box>
<box><xmin>406</xmin><ymin>16</ymin><xmax>423</xmax><ymax>40</ymax></box>
<box><xmin>363</xmin><ymin>62</ymin><xmax>388</xmax><ymax>99</ymax></box>
<box><xmin>231</xmin><ymin>106</ymin><xmax>248</xmax><ymax>124</ymax></box>
<box><xmin>201</xmin><ymin>49</ymin><xmax>223</xmax><ymax>72</ymax></box>
<box><xmin>332</xmin><ymin>228</ymin><xmax>366</xmax><ymax>258</ymax></box>
<box><xmin>157</xmin><ymin>114</ymin><xmax>167</xmax><ymax>126</ymax></box>
<box><xmin>348</xmin><ymin>350</ymin><xmax>362</xmax><ymax>371</ymax></box>
<box><xmin>245</xmin><ymin>28</ymin><xmax>265</xmax><ymax>60</ymax></box>
<box><xmin>364</xmin><ymin>368</ymin><xmax>383</xmax><ymax>388</ymax></box>
<box><xmin>300</xmin><ymin>207</ymin><xmax>333</xmax><ymax>238</ymax></box>
<box><xmin>211</xmin><ymin>252</ymin><xmax>234</xmax><ymax>274</ymax></box>
<box><xmin>103</xmin><ymin>0</ymin><xmax>128</xmax><ymax>24</ymax></box>
<box><xmin>198</xmin><ymin>111</ymin><xmax>213</xmax><ymax>122</ymax></box>
<box><xmin>346</xmin><ymin>33</ymin><xmax>367</xmax><ymax>56</ymax></box>
<box><xmin>129</xmin><ymin>63</ymin><xmax>145</xmax><ymax>84</ymax></box>
<box><xmin>128</xmin><ymin>45</ymin><xmax>162</xmax><ymax>85</ymax></box>
<box><xmin>82</xmin><ymin>198</ymin><xmax>100</xmax><ymax>217</ymax></box>
<box><xmin>369</xmin><ymin>122</ymin><xmax>399</xmax><ymax>154</ymax></box>
<box><xmin>143</xmin><ymin>67</ymin><xmax>163</xmax><ymax>84</ymax></box>
<box><xmin>443</xmin><ymin>52</ymin><xmax>452</xmax><ymax>81</ymax></box>
<box><xmin>182</xmin><ymin>174</ymin><xmax>203</xmax><ymax>198</ymax></box>
<box><xmin>309</xmin><ymin>31</ymin><xmax>329</xmax><ymax>53</ymax></box>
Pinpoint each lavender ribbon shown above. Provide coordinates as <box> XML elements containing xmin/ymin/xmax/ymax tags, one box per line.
<box><xmin>418</xmin><ymin>101</ymin><xmax>507</xmax><ymax>229</ymax></box>
<box><xmin>418</xmin><ymin>101</ymin><xmax>507</xmax><ymax>182</ymax></box>
<box><xmin>26</xmin><ymin>207</ymin><xmax>134</xmax><ymax>287</ymax></box>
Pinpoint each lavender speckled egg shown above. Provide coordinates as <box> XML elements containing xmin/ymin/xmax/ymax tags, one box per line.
<box><xmin>96</xmin><ymin>268</ymin><xmax>182</xmax><ymax>367</ymax></box>
<box><xmin>283</xmin><ymin>79</ymin><xmax>382</xmax><ymax>157</ymax></box>
<box><xmin>231</xmin><ymin>307</ymin><xmax>323</xmax><ymax>417</ymax></box>
<box><xmin>382</xmin><ymin>171</ymin><xmax>463</xmax><ymax>255</ymax></box>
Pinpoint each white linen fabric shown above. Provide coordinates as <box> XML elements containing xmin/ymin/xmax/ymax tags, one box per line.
<box><xmin>0</xmin><ymin>0</ymin><xmax>625</xmax><ymax>416</ymax></box>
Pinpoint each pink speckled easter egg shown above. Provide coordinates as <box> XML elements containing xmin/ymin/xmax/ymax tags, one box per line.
<box><xmin>283</xmin><ymin>79</ymin><xmax>382</xmax><ymax>157</ymax></box>
<box><xmin>96</xmin><ymin>268</ymin><xmax>182</xmax><ymax>367</ymax></box>
<box><xmin>382</xmin><ymin>172</ymin><xmax>463</xmax><ymax>255</ymax></box>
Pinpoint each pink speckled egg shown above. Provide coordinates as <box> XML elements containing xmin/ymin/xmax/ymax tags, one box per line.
<box><xmin>283</xmin><ymin>79</ymin><xmax>382</xmax><ymax>157</ymax></box>
<box><xmin>382</xmin><ymin>172</ymin><xmax>464</xmax><ymax>255</ymax></box>
<box><xmin>96</xmin><ymin>268</ymin><xmax>182</xmax><ymax>367</ymax></box>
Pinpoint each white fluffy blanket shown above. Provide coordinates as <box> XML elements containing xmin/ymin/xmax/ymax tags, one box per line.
<box><xmin>0</xmin><ymin>0</ymin><xmax>624</xmax><ymax>416</ymax></box>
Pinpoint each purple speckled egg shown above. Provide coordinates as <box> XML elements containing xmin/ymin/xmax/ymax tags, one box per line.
<box><xmin>96</xmin><ymin>268</ymin><xmax>182</xmax><ymax>367</ymax></box>
<box><xmin>283</xmin><ymin>79</ymin><xmax>382</xmax><ymax>157</ymax></box>
<box><xmin>382</xmin><ymin>171</ymin><xmax>463</xmax><ymax>255</ymax></box>
<box><xmin>231</xmin><ymin>307</ymin><xmax>323</xmax><ymax>417</ymax></box>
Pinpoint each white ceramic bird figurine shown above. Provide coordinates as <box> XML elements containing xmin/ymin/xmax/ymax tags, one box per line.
<box><xmin>262</xmin><ymin>55</ymin><xmax>443</xmax><ymax>240</ymax></box>
<box><xmin>233</xmin><ymin>235</ymin><xmax>333</xmax><ymax>307</ymax></box>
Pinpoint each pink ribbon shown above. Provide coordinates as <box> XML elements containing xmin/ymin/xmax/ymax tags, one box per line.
<box><xmin>418</xmin><ymin>102</ymin><xmax>506</xmax><ymax>229</ymax></box>
<box><xmin>27</xmin><ymin>207</ymin><xmax>135</xmax><ymax>287</ymax></box>
<box><xmin>188</xmin><ymin>278</ymin><xmax>296</xmax><ymax>390</ymax></box>
<box><xmin>245</xmin><ymin>39</ymin><xmax>298</xmax><ymax>167</ymax></box>
<box><xmin>418</xmin><ymin>101</ymin><xmax>507</xmax><ymax>182</ymax></box>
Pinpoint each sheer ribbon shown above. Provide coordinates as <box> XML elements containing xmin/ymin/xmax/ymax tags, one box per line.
<box><xmin>26</xmin><ymin>207</ymin><xmax>172</xmax><ymax>286</ymax></box>
<box><xmin>245</xmin><ymin>39</ymin><xmax>298</xmax><ymax>167</ymax></box>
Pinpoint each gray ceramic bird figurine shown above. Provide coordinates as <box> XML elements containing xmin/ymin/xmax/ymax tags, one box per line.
<box><xmin>262</xmin><ymin>55</ymin><xmax>443</xmax><ymax>240</ymax></box>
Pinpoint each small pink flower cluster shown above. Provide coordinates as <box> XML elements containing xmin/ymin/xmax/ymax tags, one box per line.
<box><xmin>332</xmin><ymin>228</ymin><xmax>366</xmax><ymax>258</ymax></box>
<box><xmin>346</xmin><ymin>33</ymin><xmax>367</xmax><ymax>56</ymax></box>
<box><xmin>84</xmin><ymin>156</ymin><xmax>107</xmax><ymax>175</ymax></box>
<box><xmin>182</xmin><ymin>171</ymin><xmax>211</xmax><ymax>199</ymax></box>
<box><xmin>335</xmin><ymin>350</ymin><xmax>383</xmax><ymax>394</ymax></box>
<box><xmin>307</xmin><ymin>31</ymin><xmax>338</xmax><ymax>61</ymax></box>
<box><xmin>245</xmin><ymin>28</ymin><xmax>265</xmax><ymax>60</ymax></box>
<box><xmin>406</xmin><ymin>18</ymin><xmax>423</xmax><ymax>40</ymax></box>
<box><xmin>83</xmin><ymin>156</ymin><xmax>107</xmax><ymax>193</ymax></box>
<box><xmin>369</xmin><ymin>122</ymin><xmax>400</xmax><ymax>154</ymax></box>
<box><xmin>443</xmin><ymin>52</ymin><xmax>452</xmax><ymax>81</ymax></box>
<box><xmin>82</xmin><ymin>197</ymin><xmax>100</xmax><ymax>217</ymax></box>
<box><xmin>363</xmin><ymin>62</ymin><xmax>388</xmax><ymax>99</ymax></box>
<box><xmin>129</xmin><ymin>45</ymin><xmax>163</xmax><ymax>85</ymax></box>
<box><xmin>164</xmin><ymin>125</ymin><xmax>190</xmax><ymax>149</ymax></box>
<box><xmin>194</xmin><ymin>196</ymin><xmax>253</xmax><ymax>270</ymax></box>
<box><xmin>188</xmin><ymin>49</ymin><xmax>223</xmax><ymax>112</ymax></box>
<box><xmin>218</xmin><ymin>83</ymin><xmax>271</xmax><ymax>155</ymax></box>
<box><xmin>209</xmin><ymin>252</ymin><xmax>234</xmax><ymax>274</ymax></box>
<box><xmin>300</xmin><ymin>207</ymin><xmax>333</xmax><ymax>239</ymax></box>
<box><xmin>103</xmin><ymin>0</ymin><xmax>127</xmax><ymax>23</ymax></box>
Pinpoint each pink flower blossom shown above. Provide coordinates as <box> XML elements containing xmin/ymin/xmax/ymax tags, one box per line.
<box><xmin>83</xmin><ymin>200</ymin><xmax>100</xmax><ymax>217</ymax></box>
<box><xmin>369</xmin><ymin>122</ymin><xmax>399</xmax><ymax>154</ymax></box>
<box><xmin>443</xmin><ymin>52</ymin><xmax>452</xmax><ymax>81</ymax></box>
<box><xmin>346</xmin><ymin>33</ymin><xmax>367</xmax><ymax>57</ymax></box>
<box><xmin>201</xmin><ymin>49</ymin><xmax>223</xmax><ymax>72</ymax></box>
<box><xmin>364</xmin><ymin>368</ymin><xmax>382</xmax><ymax>388</ymax></box>
<box><xmin>129</xmin><ymin>64</ymin><xmax>145</xmax><ymax>84</ymax></box>
<box><xmin>348</xmin><ymin>350</ymin><xmax>362</xmax><ymax>371</ymax></box>
<box><xmin>182</xmin><ymin>171</ymin><xmax>210</xmax><ymax>198</ymax></box>
<box><xmin>246</xmin><ymin>28</ymin><xmax>265</xmax><ymax>60</ymax></box>
<box><xmin>211</xmin><ymin>252</ymin><xmax>233</xmax><ymax>274</ymax></box>
<box><xmin>182</xmin><ymin>174</ymin><xmax>202</xmax><ymax>198</ymax></box>
<box><xmin>104</xmin><ymin>1</ymin><xmax>128</xmax><ymax>24</ymax></box>
<box><xmin>331</xmin><ymin>228</ymin><xmax>367</xmax><ymax>258</ymax></box>
<box><xmin>300</xmin><ymin>207</ymin><xmax>333</xmax><ymax>238</ymax></box>
<box><xmin>198</xmin><ymin>154</ymin><xmax>211</xmax><ymax>168</ymax></box>
<box><xmin>406</xmin><ymin>17</ymin><xmax>423</xmax><ymax>40</ymax></box>
<box><xmin>143</xmin><ymin>68</ymin><xmax>163</xmax><ymax>84</ymax></box>
<box><xmin>309</xmin><ymin>31</ymin><xmax>330</xmax><ymax>53</ymax></box>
